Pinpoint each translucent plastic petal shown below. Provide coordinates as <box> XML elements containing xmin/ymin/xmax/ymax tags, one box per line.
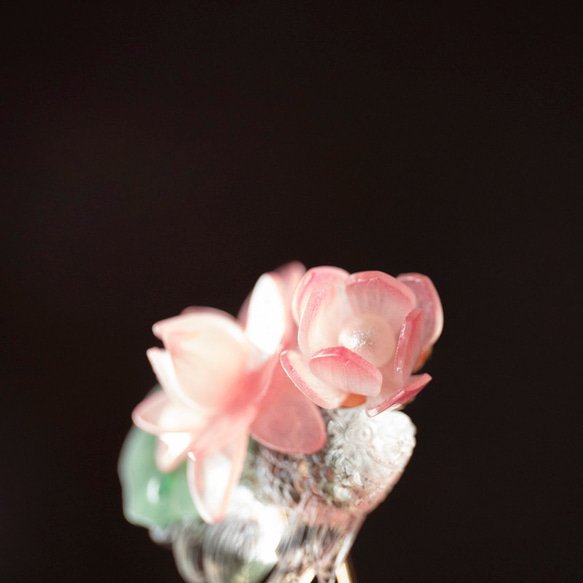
<box><xmin>187</xmin><ymin>406</ymin><xmax>255</xmax><ymax>460</ymax></box>
<box><xmin>273</xmin><ymin>261</ymin><xmax>305</xmax><ymax>347</ymax></box>
<box><xmin>146</xmin><ymin>347</ymin><xmax>188</xmax><ymax>407</ymax></box>
<box><xmin>345</xmin><ymin>271</ymin><xmax>416</xmax><ymax>333</ymax></box>
<box><xmin>280</xmin><ymin>350</ymin><xmax>346</xmax><ymax>409</ymax></box>
<box><xmin>187</xmin><ymin>432</ymin><xmax>249</xmax><ymax>524</ymax></box>
<box><xmin>238</xmin><ymin>262</ymin><xmax>304</xmax><ymax>327</ymax></box>
<box><xmin>244</xmin><ymin>272</ymin><xmax>288</xmax><ymax>355</ymax></box>
<box><xmin>153</xmin><ymin>308</ymin><xmax>245</xmax><ymax>342</ymax></box>
<box><xmin>393</xmin><ymin>308</ymin><xmax>425</xmax><ymax>381</ymax></box>
<box><xmin>236</xmin><ymin>293</ymin><xmax>250</xmax><ymax>329</ymax></box>
<box><xmin>366</xmin><ymin>373</ymin><xmax>431</xmax><ymax>417</ymax></box>
<box><xmin>292</xmin><ymin>266</ymin><xmax>349</xmax><ymax>325</ymax></box>
<box><xmin>155</xmin><ymin>432</ymin><xmax>195</xmax><ymax>472</ymax></box>
<box><xmin>397</xmin><ymin>273</ymin><xmax>444</xmax><ymax>350</ymax></box>
<box><xmin>186</xmin><ymin>362</ymin><xmax>276</xmax><ymax>459</ymax></box>
<box><xmin>309</xmin><ymin>346</ymin><xmax>382</xmax><ymax>397</ymax></box>
<box><xmin>297</xmin><ymin>283</ymin><xmax>347</xmax><ymax>355</ymax></box>
<box><xmin>275</xmin><ymin>261</ymin><xmax>306</xmax><ymax>302</ymax></box>
<box><xmin>132</xmin><ymin>390</ymin><xmax>209</xmax><ymax>435</ymax></box>
<box><xmin>164</xmin><ymin>328</ymin><xmax>252</xmax><ymax>409</ymax></box>
<box><xmin>251</xmin><ymin>362</ymin><xmax>326</xmax><ymax>454</ymax></box>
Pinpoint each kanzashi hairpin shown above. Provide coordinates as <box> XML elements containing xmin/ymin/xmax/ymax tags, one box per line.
<box><xmin>119</xmin><ymin>263</ymin><xmax>443</xmax><ymax>583</ymax></box>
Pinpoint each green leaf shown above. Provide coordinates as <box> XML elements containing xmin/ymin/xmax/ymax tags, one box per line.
<box><xmin>118</xmin><ymin>425</ymin><xmax>200</xmax><ymax>529</ymax></box>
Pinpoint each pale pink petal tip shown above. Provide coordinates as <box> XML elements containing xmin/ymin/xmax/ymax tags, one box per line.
<box><xmin>132</xmin><ymin>390</ymin><xmax>207</xmax><ymax>434</ymax></box>
<box><xmin>394</xmin><ymin>308</ymin><xmax>425</xmax><ymax>380</ymax></box>
<box><xmin>146</xmin><ymin>347</ymin><xmax>184</xmax><ymax>403</ymax></box>
<box><xmin>238</xmin><ymin>262</ymin><xmax>305</xmax><ymax>333</ymax></box>
<box><xmin>275</xmin><ymin>261</ymin><xmax>306</xmax><ymax>298</ymax></box>
<box><xmin>297</xmin><ymin>282</ymin><xmax>346</xmax><ymax>355</ymax></box>
<box><xmin>280</xmin><ymin>350</ymin><xmax>346</xmax><ymax>409</ymax></box>
<box><xmin>251</xmin><ymin>363</ymin><xmax>326</xmax><ymax>454</ymax></box>
<box><xmin>187</xmin><ymin>433</ymin><xmax>249</xmax><ymax>524</ymax></box>
<box><xmin>397</xmin><ymin>273</ymin><xmax>444</xmax><ymax>349</ymax></box>
<box><xmin>309</xmin><ymin>346</ymin><xmax>382</xmax><ymax>396</ymax></box>
<box><xmin>152</xmin><ymin>307</ymin><xmax>242</xmax><ymax>340</ymax></box>
<box><xmin>155</xmin><ymin>432</ymin><xmax>194</xmax><ymax>472</ymax></box>
<box><xmin>366</xmin><ymin>373</ymin><xmax>431</xmax><ymax>417</ymax></box>
<box><xmin>244</xmin><ymin>272</ymin><xmax>287</xmax><ymax>355</ymax></box>
<box><xmin>292</xmin><ymin>266</ymin><xmax>349</xmax><ymax>325</ymax></box>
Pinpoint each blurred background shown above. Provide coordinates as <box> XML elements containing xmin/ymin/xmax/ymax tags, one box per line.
<box><xmin>2</xmin><ymin>2</ymin><xmax>581</xmax><ymax>581</ymax></box>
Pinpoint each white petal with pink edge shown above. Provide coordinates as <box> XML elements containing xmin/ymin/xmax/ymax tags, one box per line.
<box><xmin>397</xmin><ymin>273</ymin><xmax>444</xmax><ymax>350</ymax></box>
<box><xmin>394</xmin><ymin>308</ymin><xmax>425</xmax><ymax>381</ymax></box>
<box><xmin>146</xmin><ymin>347</ymin><xmax>189</xmax><ymax>407</ymax></box>
<box><xmin>251</xmin><ymin>362</ymin><xmax>326</xmax><ymax>454</ymax></box>
<box><xmin>132</xmin><ymin>390</ymin><xmax>209</xmax><ymax>434</ymax></box>
<box><xmin>297</xmin><ymin>283</ymin><xmax>348</xmax><ymax>355</ymax></box>
<box><xmin>155</xmin><ymin>432</ymin><xmax>195</xmax><ymax>472</ymax></box>
<box><xmin>244</xmin><ymin>272</ymin><xmax>288</xmax><ymax>355</ymax></box>
<box><xmin>366</xmin><ymin>373</ymin><xmax>431</xmax><ymax>417</ymax></box>
<box><xmin>153</xmin><ymin>308</ymin><xmax>245</xmax><ymax>341</ymax></box>
<box><xmin>292</xmin><ymin>266</ymin><xmax>349</xmax><ymax>325</ymax></box>
<box><xmin>309</xmin><ymin>346</ymin><xmax>382</xmax><ymax>396</ymax></box>
<box><xmin>164</xmin><ymin>327</ymin><xmax>252</xmax><ymax>409</ymax></box>
<box><xmin>346</xmin><ymin>271</ymin><xmax>416</xmax><ymax>333</ymax></box>
<box><xmin>187</xmin><ymin>432</ymin><xmax>249</xmax><ymax>524</ymax></box>
<box><xmin>238</xmin><ymin>262</ymin><xmax>305</xmax><ymax>335</ymax></box>
<box><xmin>280</xmin><ymin>349</ymin><xmax>346</xmax><ymax>409</ymax></box>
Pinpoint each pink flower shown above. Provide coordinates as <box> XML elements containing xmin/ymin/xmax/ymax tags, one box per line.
<box><xmin>132</xmin><ymin>263</ymin><xmax>325</xmax><ymax>523</ymax></box>
<box><xmin>281</xmin><ymin>267</ymin><xmax>443</xmax><ymax>416</ymax></box>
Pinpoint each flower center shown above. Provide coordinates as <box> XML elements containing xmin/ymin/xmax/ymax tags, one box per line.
<box><xmin>338</xmin><ymin>313</ymin><xmax>397</xmax><ymax>368</ymax></box>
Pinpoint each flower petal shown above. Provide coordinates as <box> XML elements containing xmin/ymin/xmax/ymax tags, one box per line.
<box><xmin>132</xmin><ymin>390</ymin><xmax>209</xmax><ymax>434</ymax></box>
<box><xmin>366</xmin><ymin>373</ymin><xmax>431</xmax><ymax>417</ymax></box>
<box><xmin>187</xmin><ymin>432</ymin><xmax>249</xmax><ymax>524</ymax></box>
<box><xmin>309</xmin><ymin>346</ymin><xmax>382</xmax><ymax>396</ymax></box>
<box><xmin>394</xmin><ymin>308</ymin><xmax>425</xmax><ymax>381</ymax></box>
<box><xmin>251</xmin><ymin>363</ymin><xmax>326</xmax><ymax>454</ymax></box>
<box><xmin>280</xmin><ymin>350</ymin><xmax>346</xmax><ymax>409</ymax></box>
<box><xmin>345</xmin><ymin>271</ymin><xmax>416</xmax><ymax>333</ymax></box>
<box><xmin>155</xmin><ymin>432</ymin><xmax>195</xmax><ymax>472</ymax></box>
<box><xmin>133</xmin><ymin>386</ymin><xmax>256</xmax><ymax>463</ymax></box>
<box><xmin>239</xmin><ymin>262</ymin><xmax>305</xmax><ymax>347</ymax></box>
<box><xmin>244</xmin><ymin>272</ymin><xmax>288</xmax><ymax>355</ymax></box>
<box><xmin>292</xmin><ymin>266</ymin><xmax>349</xmax><ymax>325</ymax></box>
<box><xmin>397</xmin><ymin>273</ymin><xmax>444</xmax><ymax>350</ymax></box>
<box><xmin>153</xmin><ymin>308</ymin><xmax>244</xmax><ymax>341</ymax></box>
<box><xmin>163</xmin><ymin>327</ymin><xmax>252</xmax><ymax>410</ymax></box>
<box><xmin>186</xmin><ymin>361</ymin><xmax>277</xmax><ymax>459</ymax></box>
<box><xmin>146</xmin><ymin>347</ymin><xmax>187</xmax><ymax>406</ymax></box>
<box><xmin>275</xmin><ymin>261</ymin><xmax>306</xmax><ymax>301</ymax></box>
<box><xmin>297</xmin><ymin>282</ymin><xmax>347</xmax><ymax>355</ymax></box>
<box><xmin>151</xmin><ymin>309</ymin><xmax>254</xmax><ymax>410</ymax></box>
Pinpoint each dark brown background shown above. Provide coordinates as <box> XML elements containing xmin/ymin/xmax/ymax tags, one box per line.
<box><xmin>2</xmin><ymin>3</ymin><xmax>581</xmax><ymax>581</ymax></box>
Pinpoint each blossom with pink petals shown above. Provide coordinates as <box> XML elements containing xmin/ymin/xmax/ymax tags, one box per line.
<box><xmin>281</xmin><ymin>267</ymin><xmax>443</xmax><ymax>416</ymax></box>
<box><xmin>132</xmin><ymin>263</ymin><xmax>325</xmax><ymax>523</ymax></box>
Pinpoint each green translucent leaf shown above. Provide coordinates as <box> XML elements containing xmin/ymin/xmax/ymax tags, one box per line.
<box><xmin>118</xmin><ymin>425</ymin><xmax>200</xmax><ymax>529</ymax></box>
